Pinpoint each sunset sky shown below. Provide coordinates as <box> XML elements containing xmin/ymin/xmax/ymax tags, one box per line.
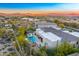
<box><xmin>0</xmin><ymin>3</ymin><xmax>79</xmax><ymax>15</ymax></box>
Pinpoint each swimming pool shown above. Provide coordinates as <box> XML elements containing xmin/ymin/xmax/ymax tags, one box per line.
<box><xmin>27</xmin><ymin>34</ymin><xmax>38</xmax><ymax>43</ymax></box>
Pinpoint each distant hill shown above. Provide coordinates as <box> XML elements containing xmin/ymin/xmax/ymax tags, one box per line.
<box><xmin>0</xmin><ymin>13</ymin><xmax>79</xmax><ymax>16</ymax></box>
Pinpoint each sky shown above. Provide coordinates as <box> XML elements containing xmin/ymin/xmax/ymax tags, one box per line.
<box><xmin>0</xmin><ymin>3</ymin><xmax>79</xmax><ymax>14</ymax></box>
<box><xmin>0</xmin><ymin>3</ymin><xmax>79</xmax><ymax>10</ymax></box>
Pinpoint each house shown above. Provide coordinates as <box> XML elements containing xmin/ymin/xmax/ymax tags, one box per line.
<box><xmin>21</xmin><ymin>18</ymin><xmax>34</xmax><ymax>22</ymax></box>
<box><xmin>41</xmin><ymin>27</ymin><xmax>79</xmax><ymax>47</ymax></box>
<box><xmin>36</xmin><ymin>29</ymin><xmax>62</xmax><ymax>48</ymax></box>
<box><xmin>5</xmin><ymin>24</ymin><xmax>12</xmax><ymax>28</ymax></box>
<box><xmin>35</xmin><ymin>21</ymin><xmax>57</xmax><ymax>28</ymax></box>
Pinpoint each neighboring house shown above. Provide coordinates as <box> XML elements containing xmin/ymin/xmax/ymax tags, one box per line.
<box><xmin>21</xmin><ymin>18</ymin><xmax>34</xmax><ymax>22</ymax></box>
<box><xmin>0</xmin><ymin>17</ymin><xmax>5</xmax><ymax>20</ymax></box>
<box><xmin>35</xmin><ymin>21</ymin><xmax>57</xmax><ymax>28</ymax></box>
<box><xmin>5</xmin><ymin>24</ymin><xmax>12</xmax><ymax>28</ymax></box>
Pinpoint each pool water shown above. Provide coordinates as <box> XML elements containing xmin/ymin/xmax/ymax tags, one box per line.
<box><xmin>27</xmin><ymin>34</ymin><xmax>48</xmax><ymax>48</ymax></box>
<box><xmin>27</xmin><ymin>34</ymin><xmax>38</xmax><ymax>43</ymax></box>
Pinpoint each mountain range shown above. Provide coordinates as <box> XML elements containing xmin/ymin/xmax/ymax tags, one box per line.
<box><xmin>0</xmin><ymin>13</ymin><xmax>79</xmax><ymax>16</ymax></box>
